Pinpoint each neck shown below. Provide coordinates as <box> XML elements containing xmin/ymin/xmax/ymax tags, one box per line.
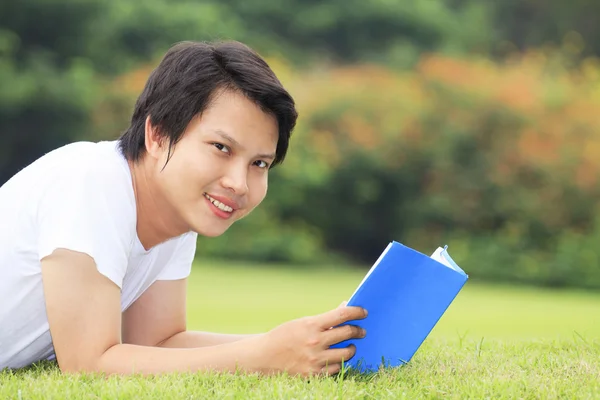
<box><xmin>129</xmin><ymin>158</ymin><xmax>187</xmax><ymax>250</ymax></box>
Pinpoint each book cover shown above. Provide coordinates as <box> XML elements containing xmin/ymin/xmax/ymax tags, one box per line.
<box><xmin>331</xmin><ymin>241</ymin><xmax>468</xmax><ymax>373</ymax></box>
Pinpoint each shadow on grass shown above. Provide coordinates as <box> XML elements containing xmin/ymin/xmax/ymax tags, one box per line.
<box><xmin>333</xmin><ymin>362</ymin><xmax>406</xmax><ymax>384</ymax></box>
<box><xmin>1</xmin><ymin>360</ymin><xmax>59</xmax><ymax>377</ymax></box>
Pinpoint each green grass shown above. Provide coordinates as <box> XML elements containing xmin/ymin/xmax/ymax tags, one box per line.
<box><xmin>2</xmin><ymin>260</ymin><xmax>599</xmax><ymax>399</ymax></box>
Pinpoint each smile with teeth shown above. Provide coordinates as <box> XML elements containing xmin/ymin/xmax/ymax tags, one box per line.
<box><xmin>204</xmin><ymin>193</ymin><xmax>234</xmax><ymax>213</ymax></box>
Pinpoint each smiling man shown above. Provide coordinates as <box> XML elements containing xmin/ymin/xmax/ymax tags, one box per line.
<box><xmin>0</xmin><ymin>41</ymin><xmax>366</xmax><ymax>377</ymax></box>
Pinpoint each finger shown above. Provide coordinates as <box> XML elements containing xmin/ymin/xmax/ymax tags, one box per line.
<box><xmin>324</xmin><ymin>345</ymin><xmax>357</xmax><ymax>365</ymax></box>
<box><xmin>328</xmin><ymin>301</ymin><xmax>348</xmax><ymax>330</ymax></box>
<box><xmin>323</xmin><ymin>324</ymin><xmax>366</xmax><ymax>346</ymax></box>
<box><xmin>320</xmin><ymin>363</ymin><xmax>341</xmax><ymax>376</ymax></box>
<box><xmin>317</xmin><ymin>305</ymin><xmax>367</xmax><ymax>329</ymax></box>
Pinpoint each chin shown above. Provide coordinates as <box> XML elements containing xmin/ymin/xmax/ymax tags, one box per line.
<box><xmin>191</xmin><ymin>222</ymin><xmax>232</xmax><ymax>238</ymax></box>
<box><xmin>198</xmin><ymin>229</ymin><xmax>228</xmax><ymax>238</ymax></box>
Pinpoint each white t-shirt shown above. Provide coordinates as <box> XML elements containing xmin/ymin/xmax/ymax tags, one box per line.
<box><xmin>0</xmin><ymin>140</ymin><xmax>198</xmax><ymax>369</ymax></box>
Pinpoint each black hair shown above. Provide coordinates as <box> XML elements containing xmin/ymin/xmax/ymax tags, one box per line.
<box><xmin>118</xmin><ymin>40</ymin><xmax>298</xmax><ymax>167</ymax></box>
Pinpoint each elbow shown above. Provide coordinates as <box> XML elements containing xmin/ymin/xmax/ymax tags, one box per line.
<box><xmin>57</xmin><ymin>357</ymin><xmax>102</xmax><ymax>375</ymax></box>
<box><xmin>57</xmin><ymin>359</ymin><xmax>99</xmax><ymax>375</ymax></box>
<box><xmin>57</xmin><ymin>344</ymin><xmax>119</xmax><ymax>375</ymax></box>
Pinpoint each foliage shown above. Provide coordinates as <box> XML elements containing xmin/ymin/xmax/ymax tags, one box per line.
<box><xmin>3</xmin><ymin>0</ymin><xmax>600</xmax><ymax>288</ymax></box>
<box><xmin>187</xmin><ymin>47</ymin><xmax>600</xmax><ymax>288</ymax></box>
<box><xmin>0</xmin><ymin>0</ymin><xmax>239</xmax><ymax>185</ymax></box>
<box><xmin>487</xmin><ymin>0</ymin><xmax>600</xmax><ymax>59</ymax></box>
<box><xmin>218</xmin><ymin>0</ymin><xmax>492</xmax><ymax>66</ymax></box>
<box><xmin>2</xmin><ymin>0</ymin><xmax>599</xmax><ymax>185</ymax></box>
<box><xmin>0</xmin><ymin>0</ymin><xmax>102</xmax><ymax>184</ymax></box>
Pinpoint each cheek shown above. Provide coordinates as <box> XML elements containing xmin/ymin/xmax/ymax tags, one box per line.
<box><xmin>159</xmin><ymin>159</ymin><xmax>198</xmax><ymax>201</ymax></box>
<box><xmin>235</xmin><ymin>177</ymin><xmax>267</xmax><ymax>221</ymax></box>
<box><xmin>248</xmin><ymin>175</ymin><xmax>269</xmax><ymax>207</ymax></box>
<box><xmin>156</xmin><ymin>169</ymin><xmax>181</xmax><ymax>204</ymax></box>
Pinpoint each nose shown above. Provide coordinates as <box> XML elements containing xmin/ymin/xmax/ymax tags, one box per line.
<box><xmin>221</xmin><ymin>162</ymin><xmax>249</xmax><ymax>196</ymax></box>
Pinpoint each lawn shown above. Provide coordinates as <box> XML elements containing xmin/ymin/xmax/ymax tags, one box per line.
<box><xmin>1</xmin><ymin>260</ymin><xmax>599</xmax><ymax>399</ymax></box>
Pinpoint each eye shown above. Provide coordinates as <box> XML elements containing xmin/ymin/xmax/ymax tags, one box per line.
<box><xmin>212</xmin><ymin>143</ymin><xmax>230</xmax><ymax>154</ymax></box>
<box><xmin>254</xmin><ymin>160</ymin><xmax>270</xmax><ymax>169</ymax></box>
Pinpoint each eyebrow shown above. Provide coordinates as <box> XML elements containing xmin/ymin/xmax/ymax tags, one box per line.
<box><xmin>213</xmin><ymin>129</ymin><xmax>276</xmax><ymax>160</ymax></box>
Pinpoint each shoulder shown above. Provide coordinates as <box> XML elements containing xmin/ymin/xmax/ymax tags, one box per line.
<box><xmin>38</xmin><ymin>141</ymin><xmax>136</xmax><ymax>219</ymax></box>
<box><xmin>34</xmin><ymin>141</ymin><xmax>138</xmax><ymax>246</ymax></box>
<box><xmin>52</xmin><ymin>141</ymin><xmax>132</xmax><ymax>190</ymax></box>
<box><xmin>34</xmin><ymin>141</ymin><xmax>138</xmax><ymax>288</ymax></box>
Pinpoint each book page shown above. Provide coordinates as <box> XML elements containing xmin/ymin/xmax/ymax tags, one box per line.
<box><xmin>430</xmin><ymin>246</ymin><xmax>463</xmax><ymax>273</ymax></box>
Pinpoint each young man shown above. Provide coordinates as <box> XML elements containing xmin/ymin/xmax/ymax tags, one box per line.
<box><xmin>0</xmin><ymin>41</ymin><xmax>366</xmax><ymax>377</ymax></box>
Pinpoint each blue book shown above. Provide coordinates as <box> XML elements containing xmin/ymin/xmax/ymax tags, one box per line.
<box><xmin>331</xmin><ymin>241</ymin><xmax>468</xmax><ymax>373</ymax></box>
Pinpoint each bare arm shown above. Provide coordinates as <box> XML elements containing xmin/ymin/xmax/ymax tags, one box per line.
<box><xmin>42</xmin><ymin>249</ymin><xmax>367</xmax><ymax>377</ymax></box>
<box><xmin>42</xmin><ymin>249</ymin><xmax>264</xmax><ymax>375</ymax></box>
<box><xmin>122</xmin><ymin>279</ymin><xmax>257</xmax><ymax>349</ymax></box>
<box><xmin>158</xmin><ymin>331</ymin><xmax>259</xmax><ymax>348</ymax></box>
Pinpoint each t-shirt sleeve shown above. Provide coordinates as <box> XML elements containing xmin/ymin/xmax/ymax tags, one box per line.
<box><xmin>156</xmin><ymin>231</ymin><xmax>197</xmax><ymax>281</ymax></box>
<box><xmin>36</xmin><ymin>161</ymin><xmax>136</xmax><ymax>289</ymax></box>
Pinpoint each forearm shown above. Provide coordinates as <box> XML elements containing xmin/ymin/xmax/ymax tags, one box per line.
<box><xmin>158</xmin><ymin>330</ymin><xmax>261</xmax><ymax>348</ymax></box>
<box><xmin>95</xmin><ymin>337</ymin><xmax>265</xmax><ymax>376</ymax></box>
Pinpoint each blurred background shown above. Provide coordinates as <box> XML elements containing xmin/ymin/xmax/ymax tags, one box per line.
<box><xmin>1</xmin><ymin>0</ymin><xmax>599</xmax><ymax>337</ymax></box>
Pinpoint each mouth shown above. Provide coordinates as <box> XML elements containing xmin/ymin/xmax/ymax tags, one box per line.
<box><xmin>203</xmin><ymin>193</ymin><xmax>238</xmax><ymax>219</ymax></box>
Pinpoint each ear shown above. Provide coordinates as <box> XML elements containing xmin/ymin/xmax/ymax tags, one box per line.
<box><xmin>144</xmin><ymin>115</ymin><xmax>166</xmax><ymax>160</ymax></box>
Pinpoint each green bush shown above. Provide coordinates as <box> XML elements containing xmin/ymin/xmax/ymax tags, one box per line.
<box><xmin>203</xmin><ymin>50</ymin><xmax>600</xmax><ymax>289</ymax></box>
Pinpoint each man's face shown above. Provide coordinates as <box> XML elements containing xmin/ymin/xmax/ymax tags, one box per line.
<box><xmin>151</xmin><ymin>89</ymin><xmax>279</xmax><ymax>237</ymax></box>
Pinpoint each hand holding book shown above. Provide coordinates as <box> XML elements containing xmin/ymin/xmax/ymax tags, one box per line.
<box><xmin>331</xmin><ymin>241</ymin><xmax>468</xmax><ymax>373</ymax></box>
<box><xmin>256</xmin><ymin>303</ymin><xmax>368</xmax><ymax>377</ymax></box>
